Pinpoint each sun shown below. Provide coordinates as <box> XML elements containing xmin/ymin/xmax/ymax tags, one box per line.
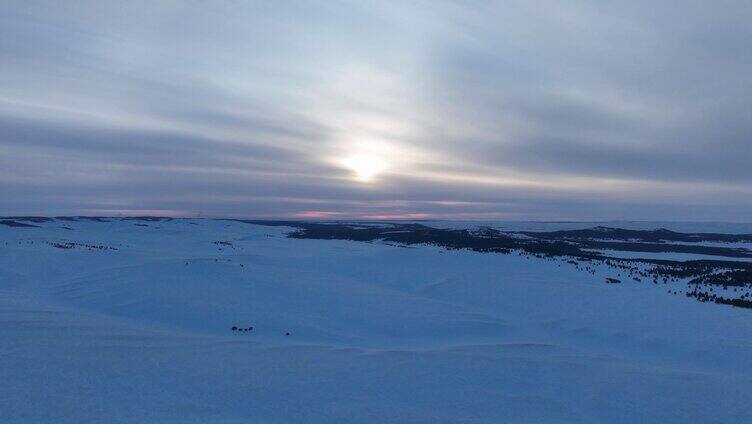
<box><xmin>343</xmin><ymin>154</ymin><xmax>387</xmax><ymax>182</ymax></box>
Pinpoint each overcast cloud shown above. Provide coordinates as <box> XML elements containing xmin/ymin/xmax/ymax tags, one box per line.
<box><xmin>1</xmin><ymin>1</ymin><xmax>751</xmax><ymax>220</ymax></box>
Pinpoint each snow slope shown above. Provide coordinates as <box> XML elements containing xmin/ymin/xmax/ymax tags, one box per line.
<box><xmin>2</xmin><ymin>219</ymin><xmax>752</xmax><ymax>423</ymax></box>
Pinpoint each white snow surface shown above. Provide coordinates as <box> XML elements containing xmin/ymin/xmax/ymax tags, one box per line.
<box><xmin>582</xmin><ymin>248</ymin><xmax>752</xmax><ymax>262</ymax></box>
<box><xmin>2</xmin><ymin>219</ymin><xmax>752</xmax><ymax>423</ymax></box>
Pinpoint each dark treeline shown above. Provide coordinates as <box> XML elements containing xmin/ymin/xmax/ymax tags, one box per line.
<box><xmin>521</xmin><ymin>226</ymin><xmax>752</xmax><ymax>244</ymax></box>
<box><xmin>257</xmin><ymin>221</ymin><xmax>752</xmax><ymax>289</ymax></box>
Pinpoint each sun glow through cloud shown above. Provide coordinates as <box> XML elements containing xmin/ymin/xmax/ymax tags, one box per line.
<box><xmin>343</xmin><ymin>154</ymin><xmax>387</xmax><ymax>182</ymax></box>
<box><xmin>336</xmin><ymin>139</ymin><xmax>393</xmax><ymax>183</ymax></box>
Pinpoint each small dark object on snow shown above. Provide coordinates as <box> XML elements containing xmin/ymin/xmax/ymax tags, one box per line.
<box><xmin>605</xmin><ymin>278</ymin><xmax>621</xmax><ymax>284</ymax></box>
<box><xmin>285</xmin><ymin>332</ymin><xmax>290</xmax><ymax>336</ymax></box>
<box><xmin>232</xmin><ymin>326</ymin><xmax>238</xmax><ymax>331</ymax></box>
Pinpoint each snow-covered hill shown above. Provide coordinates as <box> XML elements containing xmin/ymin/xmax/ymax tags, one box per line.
<box><xmin>2</xmin><ymin>218</ymin><xmax>751</xmax><ymax>422</ymax></box>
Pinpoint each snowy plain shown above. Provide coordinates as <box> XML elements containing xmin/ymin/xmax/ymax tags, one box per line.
<box><xmin>2</xmin><ymin>219</ymin><xmax>752</xmax><ymax>423</ymax></box>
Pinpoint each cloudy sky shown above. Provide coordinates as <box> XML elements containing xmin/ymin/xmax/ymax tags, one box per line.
<box><xmin>2</xmin><ymin>1</ymin><xmax>751</xmax><ymax>220</ymax></box>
